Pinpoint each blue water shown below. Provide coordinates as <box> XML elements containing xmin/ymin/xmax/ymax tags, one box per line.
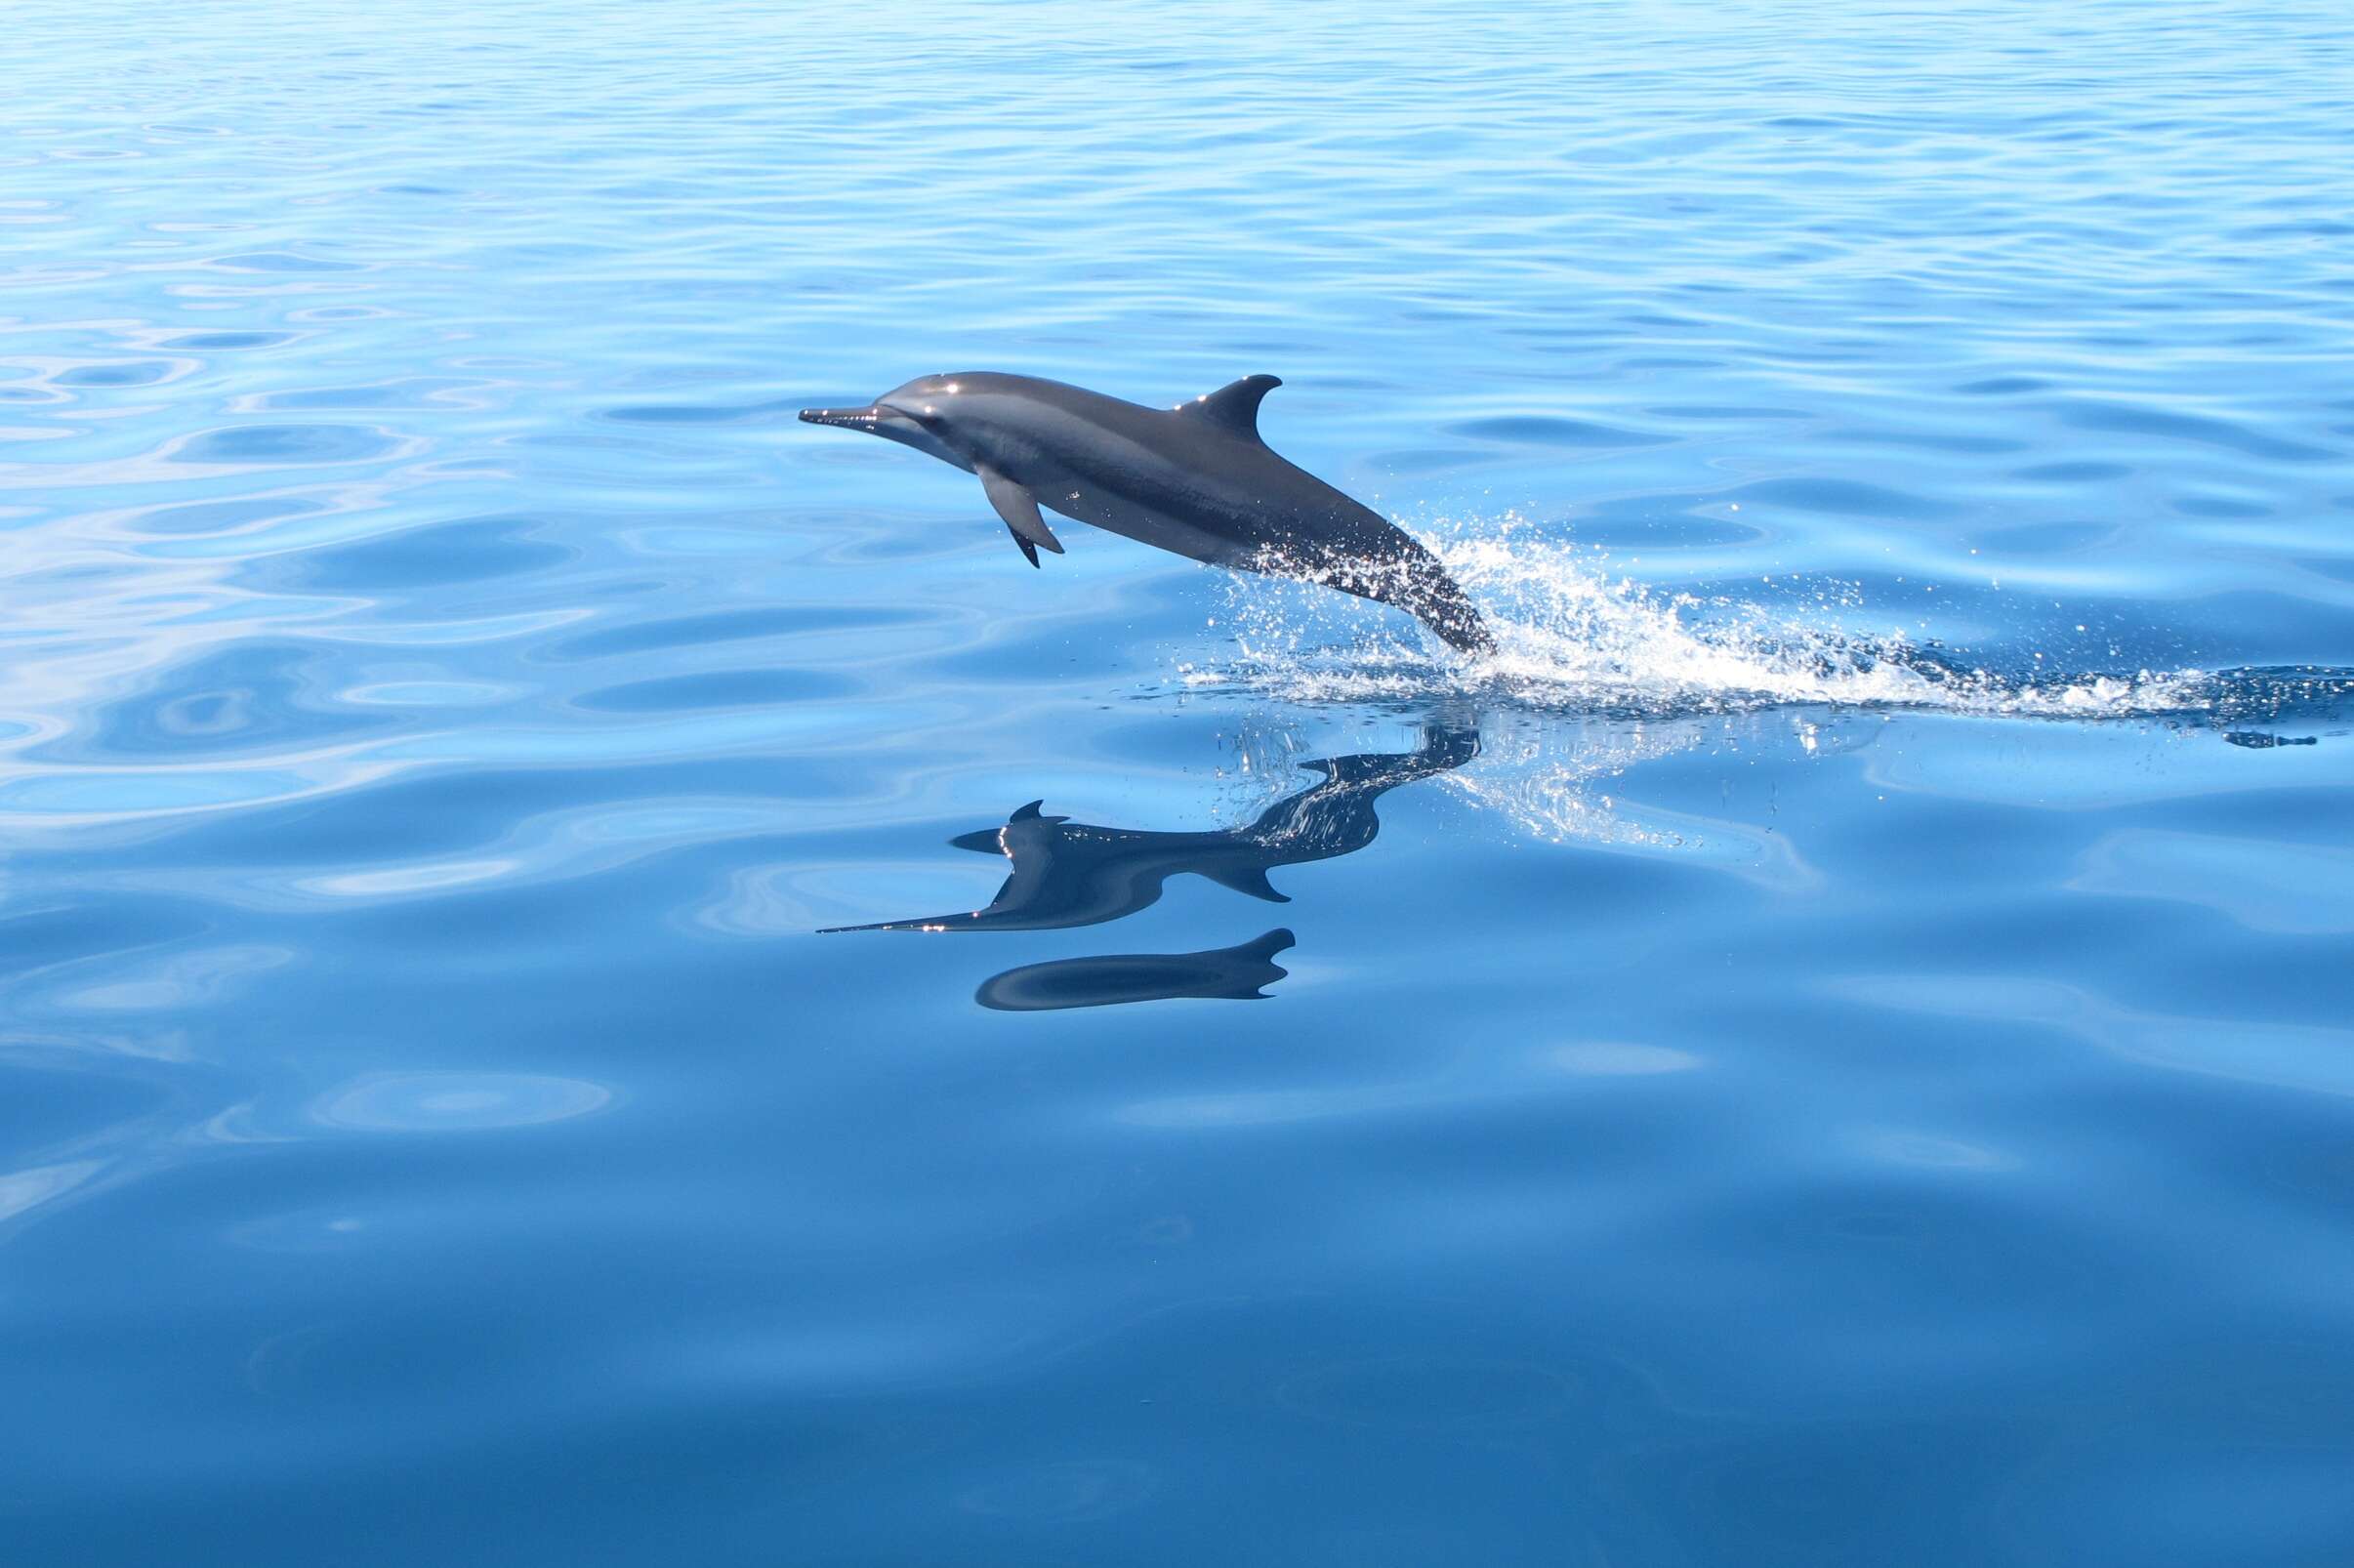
<box><xmin>8</xmin><ymin>3</ymin><xmax>2354</xmax><ymax>1561</ymax></box>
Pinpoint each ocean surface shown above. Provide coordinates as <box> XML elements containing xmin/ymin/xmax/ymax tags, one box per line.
<box><xmin>7</xmin><ymin>3</ymin><xmax>2354</xmax><ymax>1562</ymax></box>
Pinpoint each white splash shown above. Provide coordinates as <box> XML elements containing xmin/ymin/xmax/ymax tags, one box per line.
<box><xmin>1196</xmin><ymin>516</ymin><xmax>2216</xmax><ymax>722</ymax></box>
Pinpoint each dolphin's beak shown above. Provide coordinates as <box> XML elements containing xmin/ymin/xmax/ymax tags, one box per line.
<box><xmin>798</xmin><ymin>405</ymin><xmax>888</xmax><ymax>429</ymax></box>
<box><xmin>797</xmin><ymin>397</ymin><xmax>975</xmax><ymax>474</ymax></box>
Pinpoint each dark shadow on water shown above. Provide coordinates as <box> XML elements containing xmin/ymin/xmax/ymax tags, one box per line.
<box><xmin>821</xmin><ymin>718</ymin><xmax>1478</xmax><ymax>933</ymax></box>
<box><xmin>816</xmin><ymin>657</ymin><xmax>2350</xmax><ymax>1015</ymax></box>
<box><xmin>822</xmin><ymin>717</ymin><xmax>1480</xmax><ymax>1011</ymax></box>
<box><xmin>2189</xmin><ymin>665</ymin><xmax>2354</xmax><ymax>732</ymax></box>
<box><xmin>975</xmin><ymin>930</ymin><xmax>1296</xmax><ymax>1011</ymax></box>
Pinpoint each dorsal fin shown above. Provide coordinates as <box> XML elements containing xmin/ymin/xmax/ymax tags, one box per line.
<box><xmin>1238</xmin><ymin>928</ymin><xmax>1297</xmax><ymax>962</ymax></box>
<box><xmin>1176</xmin><ymin>375</ymin><xmax>1281</xmax><ymax>439</ymax></box>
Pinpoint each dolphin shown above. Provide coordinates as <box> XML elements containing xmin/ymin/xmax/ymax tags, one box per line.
<box><xmin>974</xmin><ymin>929</ymin><xmax>1296</xmax><ymax>1012</ymax></box>
<box><xmin>818</xmin><ymin>720</ymin><xmax>1479</xmax><ymax>934</ymax></box>
<box><xmin>799</xmin><ymin>372</ymin><xmax>1493</xmax><ymax>653</ymax></box>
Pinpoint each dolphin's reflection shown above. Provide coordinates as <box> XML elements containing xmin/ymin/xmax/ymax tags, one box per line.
<box><xmin>821</xmin><ymin>720</ymin><xmax>1478</xmax><ymax>934</ymax></box>
<box><xmin>822</xmin><ymin>719</ymin><xmax>1479</xmax><ymax>1009</ymax></box>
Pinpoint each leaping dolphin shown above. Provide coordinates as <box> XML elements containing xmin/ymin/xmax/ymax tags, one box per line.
<box><xmin>800</xmin><ymin>372</ymin><xmax>1493</xmax><ymax>653</ymax></box>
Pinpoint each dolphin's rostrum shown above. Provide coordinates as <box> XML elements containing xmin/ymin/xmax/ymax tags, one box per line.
<box><xmin>800</xmin><ymin>372</ymin><xmax>1493</xmax><ymax>653</ymax></box>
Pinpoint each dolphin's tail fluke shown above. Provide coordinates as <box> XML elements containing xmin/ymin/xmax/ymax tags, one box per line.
<box><xmin>1262</xmin><ymin>538</ymin><xmax>1495</xmax><ymax>656</ymax></box>
<box><xmin>1385</xmin><ymin>554</ymin><xmax>1493</xmax><ymax>655</ymax></box>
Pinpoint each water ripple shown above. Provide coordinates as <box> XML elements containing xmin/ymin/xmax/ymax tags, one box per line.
<box><xmin>7</xmin><ymin>2</ymin><xmax>2354</xmax><ymax>1561</ymax></box>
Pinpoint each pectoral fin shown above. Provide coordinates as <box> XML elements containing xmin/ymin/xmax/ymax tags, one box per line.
<box><xmin>978</xmin><ymin>466</ymin><xmax>1062</xmax><ymax>566</ymax></box>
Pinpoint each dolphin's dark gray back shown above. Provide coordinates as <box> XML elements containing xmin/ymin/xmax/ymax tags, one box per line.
<box><xmin>959</xmin><ymin>373</ymin><xmax>1492</xmax><ymax>652</ymax></box>
<box><xmin>802</xmin><ymin>372</ymin><xmax>1494</xmax><ymax>653</ymax></box>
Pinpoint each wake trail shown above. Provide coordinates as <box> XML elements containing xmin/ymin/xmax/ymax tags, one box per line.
<box><xmin>1187</xmin><ymin>524</ymin><xmax>2354</xmax><ymax>730</ymax></box>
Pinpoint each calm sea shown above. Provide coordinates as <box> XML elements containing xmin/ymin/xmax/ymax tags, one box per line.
<box><xmin>7</xmin><ymin>3</ymin><xmax>2353</xmax><ymax>1562</ymax></box>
